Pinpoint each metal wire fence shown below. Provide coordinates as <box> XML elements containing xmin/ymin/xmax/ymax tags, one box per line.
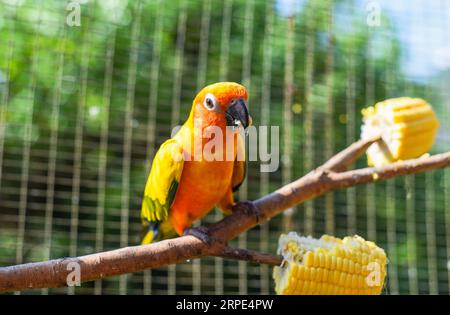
<box><xmin>0</xmin><ymin>0</ymin><xmax>449</xmax><ymax>294</ymax></box>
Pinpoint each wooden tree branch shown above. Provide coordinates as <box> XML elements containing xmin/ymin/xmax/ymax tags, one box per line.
<box><xmin>216</xmin><ymin>247</ymin><xmax>283</xmax><ymax>266</ymax></box>
<box><xmin>1</xmin><ymin>136</ymin><xmax>450</xmax><ymax>293</ymax></box>
<box><xmin>319</xmin><ymin>135</ymin><xmax>380</xmax><ymax>172</ymax></box>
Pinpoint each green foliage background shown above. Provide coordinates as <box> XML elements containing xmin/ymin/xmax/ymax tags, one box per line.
<box><xmin>0</xmin><ymin>0</ymin><xmax>449</xmax><ymax>294</ymax></box>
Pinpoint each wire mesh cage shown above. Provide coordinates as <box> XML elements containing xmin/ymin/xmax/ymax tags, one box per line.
<box><xmin>0</xmin><ymin>0</ymin><xmax>449</xmax><ymax>294</ymax></box>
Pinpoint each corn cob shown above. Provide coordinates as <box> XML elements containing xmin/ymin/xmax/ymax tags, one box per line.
<box><xmin>361</xmin><ymin>97</ymin><xmax>439</xmax><ymax>166</ymax></box>
<box><xmin>273</xmin><ymin>232</ymin><xmax>387</xmax><ymax>295</ymax></box>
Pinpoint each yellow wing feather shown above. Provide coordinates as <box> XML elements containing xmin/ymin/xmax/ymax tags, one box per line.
<box><xmin>141</xmin><ymin>139</ymin><xmax>184</xmax><ymax>225</ymax></box>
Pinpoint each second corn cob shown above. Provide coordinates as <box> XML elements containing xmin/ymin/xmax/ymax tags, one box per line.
<box><xmin>361</xmin><ymin>97</ymin><xmax>439</xmax><ymax>166</ymax></box>
<box><xmin>273</xmin><ymin>232</ymin><xmax>387</xmax><ymax>295</ymax></box>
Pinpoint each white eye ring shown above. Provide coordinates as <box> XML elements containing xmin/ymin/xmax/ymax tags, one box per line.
<box><xmin>203</xmin><ymin>93</ymin><xmax>219</xmax><ymax>111</ymax></box>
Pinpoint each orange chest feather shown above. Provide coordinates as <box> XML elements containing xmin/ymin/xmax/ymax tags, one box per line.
<box><xmin>176</xmin><ymin>159</ymin><xmax>234</xmax><ymax>208</ymax></box>
<box><xmin>168</xmin><ymin>123</ymin><xmax>239</xmax><ymax>234</ymax></box>
<box><xmin>169</xmin><ymin>159</ymin><xmax>234</xmax><ymax>233</ymax></box>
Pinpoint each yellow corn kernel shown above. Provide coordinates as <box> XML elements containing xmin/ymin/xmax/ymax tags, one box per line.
<box><xmin>318</xmin><ymin>253</ymin><xmax>326</xmax><ymax>268</ymax></box>
<box><xmin>342</xmin><ymin>258</ymin><xmax>349</xmax><ymax>273</ymax></box>
<box><xmin>339</xmin><ymin>272</ymin><xmax>346</xmax><ymax>287</ymax></box>
<box><xmin>358</xmin><ymin>276</ymin><xmax>365</xmax><ymax>289</ymax></box>
<box><xmin>361</xmin><ymin>97</ymin><xmax>439</xmax><ymax>166</ymax></box>
<box><xmin>322</xmin><ymin>269</ymin><xmax>329</xmax><ymax>282</ymax></box>
<box><xmin>362</xmin><ymin>253</ymin><xmax>369</xmax><ymax>266</ymax></box>
<box><xmin>336</xmin><ymin>257</ymin><xmax>343</xmax><ymax>270</ymax></box>
<box><xmin>317</xmin><ymin>268</ymin><xmax>324</xmax><ymax>282</ymax></box>
<box><xmin>291</xmin><ymin>264</ymin><xmax>298</xmax><ymax>279</ymax></box>
<box><xmin>294</xmin><ymin>279</ymin><xmax>303</xmax><ymax>293</ymax></box>
<box><xmin>330</xmin><ymin>255</ymin><xmax>337</xmax><ymax>270</ymax></box>
<box><xmin>332</xmin><ymin>270</ymin><xmax>340</xmax><ymax>284</ymax></box>
<box><xmin>325</xmin><ymin>254</ymin><xmax>332</xmax><ymax>269</ymax></box>
<box><xmin>351</xmin><ymin>274</ymin><xmax>359</xmax><ymax>288</ymax></box>
<box><xmin>314</xmin><ymin>282</ymin><xmax>322</xmax><ymax>295</ymax></box>
<box><xmin>348</xmin><ymin>260</ymin><xmax>355</xmax><ymax>274</ymax></box>
<box><xmin>303</xmin><ymin>266</ymin><xmax>311</xmax><ymax>280</ymax></box>
<box><xmin>304</xmin><ymin>251</ymin><xmax>315</xmax><ymax>267</ymax></box>
<box><xmin>355</xmin><ymin>262</ymin><xmax>361</xmax><ymax>274</ymax></box>
<box><xmin>298</xmin><ymin>265</ymin><xmax>306</xmax><ymax>280</ymax></box>
<box><xmin>273</xmin><ymin>232</ymin><xmax>388</xmax><ymax>295</ymax></box>
<box><xmin>303</xmin><ymin>281</ymin><xmax>310</xmax><ymax>294</ymax></box>
<box><xmin>310</xmin><ymin>267</ymin><xmax>317</xmax><ymax>281</ymax></box>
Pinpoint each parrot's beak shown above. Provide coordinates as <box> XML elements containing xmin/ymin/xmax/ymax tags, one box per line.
<box><xmin>225</xmin><ymin>98</ymin><xmax>249</xmax><ymax>129</ymax></box>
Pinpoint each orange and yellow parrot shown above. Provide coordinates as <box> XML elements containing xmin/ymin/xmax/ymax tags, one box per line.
<box><xmin>140</xmin><ymin>82</ymin><xmax>250</xmax><ymax>244</ymax></box>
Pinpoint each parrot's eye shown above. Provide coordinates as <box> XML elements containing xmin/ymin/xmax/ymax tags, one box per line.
<box><xmin>203</xmin><ymin>93</ymin><xmax>218</xmax><ymax>111</ymax></box>
<box><xmin>205</xmin><ymin>98</ymin><xmax>214</xmax><ymax>108</ymax></box>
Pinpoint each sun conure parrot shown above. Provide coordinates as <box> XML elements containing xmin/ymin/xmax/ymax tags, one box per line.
<box><xmin>140</xmin><ymin>82</ymin><xmax>250</xmax><ymax>244</ymax></box>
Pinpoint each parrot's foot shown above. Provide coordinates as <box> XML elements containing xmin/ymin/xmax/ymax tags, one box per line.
<box><xmin>183</xmin><ymin>226</ymin><xmax>212</xmax><ymax>245</ymax></box>
<box><xmin>233</xmin><ymin>201</ymin><xmax>261</xmax><ymax>223</ymax></box>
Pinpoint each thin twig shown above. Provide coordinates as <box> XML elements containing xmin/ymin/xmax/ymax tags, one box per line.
<box><xmin>320</xmin><ymin>135</ymin><xmax>380</xmax><ymax>172</ymax></box>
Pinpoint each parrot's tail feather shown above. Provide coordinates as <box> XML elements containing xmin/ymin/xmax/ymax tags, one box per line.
<box><xmin>141</xmin><ymin>221</ymin><xmax>160</xmax><ymax>244</ymax></box>
<box><xmin>140</xmin><ymin>221</ymin><xmax>178</xmax><ymax>244</ymax></box>
<box><xmin>141</xmin><ymin>230</ymin><xmax>154</xmax><ymax>244</ymax></box>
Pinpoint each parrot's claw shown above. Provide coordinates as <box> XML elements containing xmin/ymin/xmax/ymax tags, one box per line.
<box><xmin>233</xmin><ymin>201</ymin><xmax>261</xmax><ymax>223</ymax></box>
<box><xmin>183</xmin><ymin>226</ymin><xmax>212</xmax><ymax>245</ymax></box>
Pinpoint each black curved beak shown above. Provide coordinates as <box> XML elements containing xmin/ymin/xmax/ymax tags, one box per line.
<box><xmin>225</xmin><ymin>98</ymin><xmax>249</xmax><ymax>129</ymax></box>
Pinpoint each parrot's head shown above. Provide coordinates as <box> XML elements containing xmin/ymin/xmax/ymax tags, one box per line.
<box><xmin>192</xmin><ymin>82</ymin><xmax>250</xmax><ymax>131</ymax></box>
